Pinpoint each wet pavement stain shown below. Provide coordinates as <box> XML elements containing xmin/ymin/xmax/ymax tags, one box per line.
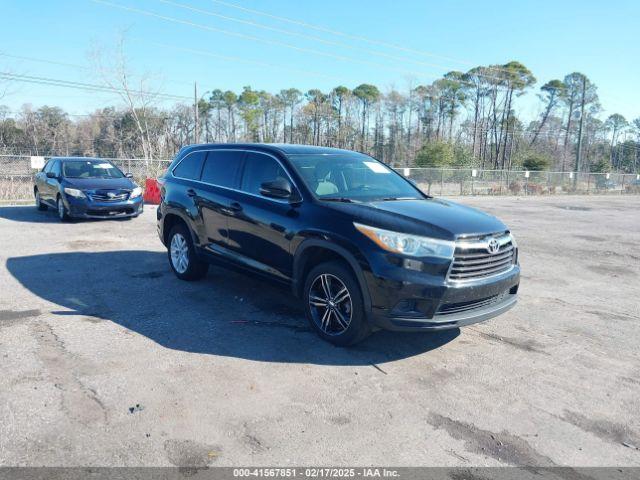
<box><xmin>557</xmin><ymin>205</ymin><xmax>592</xmax><ymax>211</ymax></box>
<box><xmin>476</xmin><ymin>331</ymin><xmax>549</xmax><ymax>355</ymax></box>
<box><xmin>562</xmin><ymin>410</ymin><xmax>640</xmax><ymax>447</ymax></box>
<box><xmin>427</xmin><ymin>413</ymin><xmax>555</xmax><ymax>466</ymax></box>
<box><xmin>164</xmin><ymin>439</ymin><xmax>222</xmax><ymax>470</ymax></box>
<box><xmin>130</xmin><ymin>271</ymin><xmax>166</xmax><ymax>279</ymax></box>
<box><xmin>0</xmin><ymin>309</ymin><xmax>41</xmax><ymax>323</ymax></box>
<box><xmin>586</xmin><ymin>264</ymin><xmax>636</xmax><ymax>277</ymax></box>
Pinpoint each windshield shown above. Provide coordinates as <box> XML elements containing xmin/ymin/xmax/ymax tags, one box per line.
<box><xmin>287</xmin><ymin>153</ymin><xmax>423</xmax><ymax>202</ymax></box>
<box><xmin>62</xmin><ymin>160</ymin><xmax>124</xmax><ymax>179</ymax></box>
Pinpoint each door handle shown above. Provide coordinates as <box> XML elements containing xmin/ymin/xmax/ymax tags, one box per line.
<box><xmin>186</xmin><ymin>188</ymin><xmax>197</xmax><ymax>198</ymax></box>
<box><xmin>229</xmin><ymin>202</ymin><xmax>243</xmax><ymax>212</ymax></box>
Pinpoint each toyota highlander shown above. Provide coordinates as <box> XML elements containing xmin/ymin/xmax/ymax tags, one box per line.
<box><xmin>157</xmin><ymin>144</ymin><xmax>520</xmax><ymax>345</ymax></box>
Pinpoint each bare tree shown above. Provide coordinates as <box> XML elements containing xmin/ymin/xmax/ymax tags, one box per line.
<box><xmin>90</xmin><ymin>34</ymin><xmax>163</xmax><ymax>165</ymax></box>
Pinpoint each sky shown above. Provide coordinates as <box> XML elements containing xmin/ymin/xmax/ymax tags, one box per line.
<box><xmin>1</xmin><ymin>0</ymin><xmax>639</xmax><ymax>123</ymax></box>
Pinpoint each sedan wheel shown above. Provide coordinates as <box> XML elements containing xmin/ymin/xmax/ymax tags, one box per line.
<box><xmin>170</xmin><ymin>233</ymin><xmax>189</xmax><ymax>274</ymax></box>
<box><xmin>308</xmin><ymin>273</ymin><xmax>353</xmax><ymax>335</ymax></box>
<box><xmin>56</xmin><ymin>197</ymin><xmax>69</xmax><ymax>221</ymax></box>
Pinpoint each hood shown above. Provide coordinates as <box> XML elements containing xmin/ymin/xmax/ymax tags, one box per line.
<box><xmin>64</xmin><ymin>177</ymin><xmax>135</xmax><ymax>190</ymax></box>
<box><xmin>325</xmin><ymin>198</ymin><xmax>507</xmax><ymax>240</ymax></box>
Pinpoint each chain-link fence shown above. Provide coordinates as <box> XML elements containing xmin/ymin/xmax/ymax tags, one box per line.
<box><xmin>1</xmin><ymin>155</ymin><xmax>639</xmax><ymax>203</ymax></box>
<box><xmin>401</xmin><ymin>168</ymin><xmax>640</xmax><ymax>196</ymax></box>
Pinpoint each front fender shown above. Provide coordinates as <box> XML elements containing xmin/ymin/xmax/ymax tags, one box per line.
<box><xmin>292</xmin><ymin>236</ymin><xmax>373</xmax><ymax>316</ymax></box>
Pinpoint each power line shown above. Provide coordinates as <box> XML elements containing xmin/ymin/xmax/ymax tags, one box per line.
<box><xmin>156</xmin><ymin>0</ymin><xmax>476</xmax><ymax>76</ymax></box>
<box><xmin>0</xmin><ymin>51</ymin><xmax>195</xmax><ymax>89</ymax></box>
<box><xmin>0</xmin><ymin>72</ymin><xmax>190</xmax><ymax>101</ymax></box>
<box><xmin>89</xmin><ymin>0</ymin><xmax>446</xmax><ymax>81</ymax></box>
<box><xmin>1</xmin><ymin>45</ymin><xmax>344</xmax><ymax>90</ymax></box>
<box><xmin>207</xmin><ymin>0</ymin><xmax>518</xmax><ymax>78</ymax></box>
<box><xmin>139</xmin><ymin>40</ymin><xmax>345</xmax><ymax>82</ymax></box>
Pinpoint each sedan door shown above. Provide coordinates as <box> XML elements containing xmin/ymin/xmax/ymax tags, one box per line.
<box><xmin>35</xmin><ymin>160</ymin><xmax>52</xmax><ymax>201</ymax></box>
<box><xmin>44</xmin><ymin>160</ymin><xmax>62</xmax><ymax>201</ymax></box>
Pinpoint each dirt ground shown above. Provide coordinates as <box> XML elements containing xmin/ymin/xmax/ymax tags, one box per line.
<box><xmin>0</xmin><ymin>195</ymin><xmax>638</xmax><ymax>467</ymax></box>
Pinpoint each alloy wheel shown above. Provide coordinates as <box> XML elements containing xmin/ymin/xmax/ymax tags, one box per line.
<box><xmin>308</xmin><ymin>273</ymin><xmax>352</xmax><ymax>335</ymax></box>
<box><xmin>170</xmin><ymin>233</ymin><xmax>189</xmax><ymax>274</ymax></box>
<box><xmin>57</xmin><ymin>199</ymin><xmax>65</xmax><ymax>219</ymax></box>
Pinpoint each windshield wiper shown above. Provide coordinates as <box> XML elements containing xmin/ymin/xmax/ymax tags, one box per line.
<box><xmin>320</xmin><ymin>197</ymin><xmax>358</xmax><ymax>203</ymax></box>
<box><xmin>381</xmin><ymin>196</ymin><xmax>421</xmax><ymax>201</ymax></box>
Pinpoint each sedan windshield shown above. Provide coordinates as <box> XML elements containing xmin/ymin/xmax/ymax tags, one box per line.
<box><xmin>287</xmin><ymin>153</ymin><xmax>423</xmax><ymax>202</ymax></box>
<box><xmin>63</xmin><ymin>160</ymin><xmax>124</xmax><ymax>179</ymax></box>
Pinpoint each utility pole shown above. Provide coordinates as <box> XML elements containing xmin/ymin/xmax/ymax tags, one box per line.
<box><xmin>194</xmin><ymin>82</ymin><xmax>199</xmax><ymax>144</ymax></box>
<box><xmin>574</xmin><ymin>74</ymin><xmax>586</xmax><ymax>186</ymax></box>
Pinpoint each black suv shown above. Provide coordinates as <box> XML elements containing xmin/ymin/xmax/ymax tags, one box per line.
<box><xmin>158</xmin><ymin>144</ymin><xmax>519</xmax><ymax>345</ymax></box>
<box><xmin>34</xmin><ymin>157</ymin><xmax>143</xmax><ymax>221</ymax></box>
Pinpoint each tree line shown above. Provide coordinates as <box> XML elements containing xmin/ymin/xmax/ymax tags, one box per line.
<box><xmin>0</xmin><ymin>60</ymin><xmax>638</xmax><ymax>173</ymax></box>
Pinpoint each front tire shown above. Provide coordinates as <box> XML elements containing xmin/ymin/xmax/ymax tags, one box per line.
<box><xmin>35</xmin><ymin>189</ymin><xmax>47</xmax><ymax>211</ymax></box>
<box><xmin>167</xmin><ymin>224</ymin><xmax>208</xmax><ymax>281</ymax></box>
<box><xmin>56</xmin><ymin>196</ymin><xmax>70</xmax><ymax>222</ymax></box>
<box><xmin>303</xmin><ymin>261</ymin><xmax>371</xmax><ymax>346</ymax></box>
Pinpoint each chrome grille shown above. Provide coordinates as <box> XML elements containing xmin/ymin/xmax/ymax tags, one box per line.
<box><xmin>448</xmin><ymin>232</ymin><xmax>515</xmax><ymax>282</ymax></box>
<box><xmin>88</xmin><ymin>190</ymin><xmax>129</xmax><ymax>202</ymax></box>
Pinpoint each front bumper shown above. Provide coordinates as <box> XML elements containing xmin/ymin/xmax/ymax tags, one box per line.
<box><xmin>365</xmin><ymin>251</ymin><xmax>520</xmax><ymax>332</ymax></box>
<box><xmin>65</xmin><ymin>195</ymin><xmax>144</xmax><ymax>219</ymax></box>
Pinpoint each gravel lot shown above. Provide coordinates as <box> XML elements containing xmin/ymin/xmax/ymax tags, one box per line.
<box><xmin>0</xmin><ymin>195</ymin><xmax>638</xmax><ymax>467</ymax></box>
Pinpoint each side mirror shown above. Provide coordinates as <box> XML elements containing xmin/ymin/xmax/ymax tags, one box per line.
<box><xmin>46</xmin><ymin>172</ymin><xmax>57</xmax><ymax>179</ymax></box>
<box><xmin>260</xmin><ymin>177</ymin><xmax>293</xmax><ymax>199</ymax></box>
<box><xmin>125</xmin><ymin>173</ymin><xmax>134</xmax><ymax>178</ymax></box>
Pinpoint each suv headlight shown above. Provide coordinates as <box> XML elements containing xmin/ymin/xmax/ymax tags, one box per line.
<box><xmin>64</xmin><ymin>187</ymin><xmax>86</xmax><ymax>198</ymax></box>
<box><xmin>354</xmin><ymin>223</ymin><xmax>454</xmax><ymax>259</ymax></box>
<box><xmin>130</xmin><ymin>186</ymin><xmax>143</xmax><ymax>198</ymax></box>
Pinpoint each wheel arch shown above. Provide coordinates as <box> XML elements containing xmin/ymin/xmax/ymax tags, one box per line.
<box><xmin>292</xmin><ymin>239</ymin><xmax>372</xmax><ymax>315</ymax></box>
<box><xmin>162</xmin><ymin>211</ymin><xmax>197</xmax><ymax>247</ymax></box>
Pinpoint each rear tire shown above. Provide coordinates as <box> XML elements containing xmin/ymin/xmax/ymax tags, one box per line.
<box><xmin>35</xmin><ymin>189</ymin><xmax>47</xmax><ymax>211</ymax></box>
<box><xmin>303</xmin><ymin>261</ymin><xmax>371</xmax><ymax>346</ymax></box>
<box><xmin>167</xmin><ymin>224</ymin><xmax>208</xmax><ymax>281</ymax></box>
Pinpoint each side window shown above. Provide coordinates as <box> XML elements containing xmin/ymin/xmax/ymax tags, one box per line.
<box><xmin>240</xmin><ymin>152</ymin><xmax>289</xmax><ymax>196</ymax></box>
<box><xmin>42</xmin><ymin>161</ymin><xmax>53</xmax><ymax>173</ymax></box>
<box><xmin>173</xmin><ymin>151</ymin><xmax>206</xmax><ymax>180</ymax></box>
<box><xmin>50</xmin><ymin>160</ymin><xmax>61</xmax><ymax>177</ymax></box>
<box><xmin>201</xmin><ymin>150</ymin><xmax>244</xmax><ymax>188</ymax></box>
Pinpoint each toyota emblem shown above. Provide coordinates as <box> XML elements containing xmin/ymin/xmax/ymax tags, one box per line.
<box><xmin>487</xmin><ymin>238</ymin><xmax>500</xmax><ymax>254</ymax></box>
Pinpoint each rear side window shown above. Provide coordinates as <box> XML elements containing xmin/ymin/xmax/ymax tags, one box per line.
<box><xmin>201</xmin><ymin>150</ymin><xmax>244</xmax><ymax>188</ymax></box>
<box><xmin>241</xmin><ymin>152</ymin><xmax>289</xmax><ymax>196</ymax></box>
<box><xmin>173</xmin><ymin>151</ymin><xmax>206</xmax><ymax>180</ymax></box>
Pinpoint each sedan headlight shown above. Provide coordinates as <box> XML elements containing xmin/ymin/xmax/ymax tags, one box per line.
<box><xmin>64</xmin><ymin>187</ymin><xmax>86</xmax><ymax>198</ymax></box>
<box><xmin>130</xmin><ymin>186</ymin><xmax>143</xmax><ymax>199</ymax></box>
<box><xmin>354</xmin><ymin>223</ymin><xmax>455</xmax><ymax>259</ymax></box>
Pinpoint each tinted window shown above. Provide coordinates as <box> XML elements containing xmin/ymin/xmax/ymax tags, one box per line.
<box><xmin>173</xmin><ymin>151</ymin><xmax>206</xmax><ymax>180</ymax></box>
<box><xmin>241</xmin><ymin>152</ymin><xmax>289</xmax><ymax>196</ymax></box>
<box><xmin>50</xmin><ymin>160</ymin><xmax>62</xmax><ymax>177</ymax></box>
<box><xmin>201</xmin><ymin>150</ymin><xmax>244</xmax><ymax>188</ymax></box>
